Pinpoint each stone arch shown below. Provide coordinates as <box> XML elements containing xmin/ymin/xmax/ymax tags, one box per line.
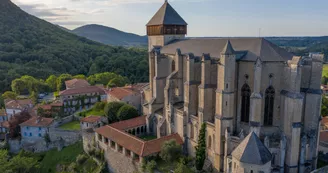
<box><xmin>264</xmin><ymin>86</ymin><xmax>275</xmax><ymax>126</ymax></box>
<box><xmin>141</xmin><ymin>126</ymin><xmax>144</xmax><ymax>133</ymax></box>
<box><xmin>241</xmin><ymin>83</ymin><xmax>251</xmax><ymax>122</ymax></box>
<box><xmin>137</xmin><ymin>127</ymin><xmax>140</xmax><ymax>134</ymax></box>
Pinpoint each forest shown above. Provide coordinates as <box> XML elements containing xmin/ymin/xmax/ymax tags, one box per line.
<box><xmin>0</xmin><ymin>0</ymin><xmax>149</xmax><ymax>93</ymax></box>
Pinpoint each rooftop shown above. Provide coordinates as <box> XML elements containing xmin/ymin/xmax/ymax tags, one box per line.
<box><xmin>231</xmin><ymin>132</ymin><xmax>272</xmax><ymax>165</ymax></box>
<box><xmin>5</xmin><ymin>99</ymin><xmax>33</xmax><ymax>109</ymax></box>
<box><xmin>81</xmin><ymin>116</ymin><xmax>103</xmax><ymax>123</ymax></box>
<box><xmin>146</xmin><ymin>1</ymin><xmax>187</xmax><ymax>26</ymax></box>
<box><xmin>65</xmin><ymin>79</ymin><xmax>90</xmax><ymax>89</ymax></box>
<box><xmin>160</xmin><ymin>38</ymin><xmax>293</xmax><ymax>62</ymax></box>
<box><xmin>20</xmin><ymin>116</ymin><xmax>54</xmax><ymax>127</ymax></box>
<box><xmin>320</xmin><ymin>131</ymin><xmax>328</xmax><ymax>143</ymax></box>
<box><xmin>107</xmin><ymin>87</ymin><xmax>137</xmax><ymax>100</ymax></box>
<box><xmin>109</xmin><ymin>116</ymin><xmax>146</xmax><ymax>130</ymax></box>
<box><xmin>59</xmin><ymin>85</ymin><xmax>106</xmax><ymax>96</ymax></box>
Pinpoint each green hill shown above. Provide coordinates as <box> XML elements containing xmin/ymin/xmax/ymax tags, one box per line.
<box><xmin>0</xmin><ymin>0</ymin><xmax>148</xmax><ymax>93</ymax></box>
<box><xmin>72</xmin><ymin>24</ymin><xmax>147</xmax><ymax>47</ymax></box>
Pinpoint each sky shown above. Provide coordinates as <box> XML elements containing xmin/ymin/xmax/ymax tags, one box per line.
<box><xmin>12</xmin><ymin>0</ymin><xmax>328</xmax><ymax>37</ymax></box>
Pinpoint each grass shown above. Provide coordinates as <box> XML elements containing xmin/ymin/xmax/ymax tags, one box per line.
<box><xmin>39</xmin><ymin>142</ymin><xmax>83</xmax><ymax>173</ymax></box>
<box><xmin>140</xmin><ymin>135</ymin><xmax>157</xmax><ymax>141</ymax></box>
<box><xmin>323</xmin><ymin>64</ymin><xmax>328</xmax><ymax>77</ymax></box>
<box><xmin>59</xmin><ymin>120</ymin><xmax>80</xmax><ymax>130</ymax></box>
<box><xmin>79</xmin><ymin>109</ymin><xmax>105</xmax><ymax>117</ymax></box>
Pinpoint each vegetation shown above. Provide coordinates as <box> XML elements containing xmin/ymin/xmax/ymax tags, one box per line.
<box><xmin>195</xmin><ymin>123</ymin><xmax>206</xmax><ymax>171</ymax></box>
<box><xmin>117</xmin><ymin>104</ymin><xmax>139</xmax><ymax>121</ymax></box>
<box><xmin>59</xmin><ymin>121</ymin><xmax>81</xmax><ymax>130</ymax></box>
<box><xmin>0</xmin><ymin>150</ymin><xmax>40</xmax><ymax>173</ymax></box>
<box><xmin>0</xmin><ymin>1</ymin><xmax>148</xmax><ymax>93</ymax></box>
<box><xmin>174</xmin><ymin>158</ymin><xmax>195</xmax><ymax>173</ymax></box>
<box><xmin>104</xmin><ymin>101</ymin><xmax>126</xmax><ymax>123</ymax></box>
<box><xmin>159</xmin><ymin>139</ymin><xmax>182</xmax><ymax>163</ymax></box>
<box><xmin>140</xmin><ymin>135</ymin><xmax>157</xmax><ymax>141</ymax></box>
<box><xmin>2</xmin><ymin>91</ymin><xmax>17</xmax><ymax>99</ymax></box>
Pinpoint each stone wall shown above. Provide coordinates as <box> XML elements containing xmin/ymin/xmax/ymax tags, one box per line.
<box><xmin>8</xmin><ymin>139</ymin><xmax>21</xmax><ymax>153</ymax></box>
<box><xmin>104</xmin><ymin>147</ymin><xmax>141</xmax><ymax>173</ymax></box>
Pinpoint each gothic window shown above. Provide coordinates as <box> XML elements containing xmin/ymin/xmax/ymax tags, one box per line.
<box><xmin>241</xmin><ymin>84</ymin><xmax>251</xmax><ymax>122</ymax></box>
<box><xmin>264</xmin><ymin>86</ymin><xmax>275</xmax><ymax>126</ymax></box>
<box><xmin>172</xmin><ymin>60</ymin><xmax>176</xmax><ymax>72</ymax></box>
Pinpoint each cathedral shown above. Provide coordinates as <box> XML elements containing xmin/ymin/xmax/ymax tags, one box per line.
<box><xmin>142</xmin><ymin>1</ymin><xmax>324</xmax><ymax>173</ymax></box>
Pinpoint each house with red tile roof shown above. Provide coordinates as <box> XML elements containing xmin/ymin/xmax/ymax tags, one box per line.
<box><xmin>32</xmin><ymin>101</ymin><xmax>64</xmax><ymax>117</ymax></box>
<box><xmin>93</xmin><ymin>116</ymin><xmax>183</xmax><ymax>171</ymax></box>
<box><xmin>80</xmin><ymin>115</ymin><xmax>107</xmax><ymax>130</ymax></box>
<box><xmin>20</xmin><ymin>116</ymin><xmax>53</xmax><ymax>140</ymax></box>
<box><xmin>59</xmin><ymin>79</ymin><xmax>107</xmax><ymax>115</ymax></box>
<box><xmin>5</xmin><ymin>99</ymin><xmax>34</xmax><ymax>120</ymax></box>
<box><xmin>107</xmin><ymin>85</ymin><xmax>144</xmax><ymax>113</ymax></box>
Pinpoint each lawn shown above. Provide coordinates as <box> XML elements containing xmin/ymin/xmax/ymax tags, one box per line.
<box><xmin>79</xmin><ymin>109</ymin><xmax>105</xmax><ymax>117</ymax></box>
<box><xmin>59</xmin><ymin>121</ymin><xmax>80</xmax><ymax>130</ymax></box>
<box><xmin>323</xmin><ymin>64</ymin><xmax>328</xmax><ymax>77</ymax></box>
<box><xmin>39</xmin><ymin>142</ymin><xmax>84</xmax><ymax>173</ymax></box>
<box><xmin>140</xmin><ymin>135</ymin><xmax>157</xmax><ymax>141</ymax></box>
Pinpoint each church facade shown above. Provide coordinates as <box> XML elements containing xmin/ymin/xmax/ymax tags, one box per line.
<box><xmin>143</xmin><ymin>1</ymin><xmax>324</xmax><ymax>173</ymax></box>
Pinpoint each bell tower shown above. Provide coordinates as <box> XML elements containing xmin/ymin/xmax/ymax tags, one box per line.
<box><xmin>146</xmin><ymin>0</ymin><xmax>187</xmax><ymax>51</ymax></box>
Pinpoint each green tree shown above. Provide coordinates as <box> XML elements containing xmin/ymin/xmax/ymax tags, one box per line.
<box><xmin>174</xmin><ymin>158</ymin><xmax>195</xmax><ymax>173</ymax></box>
<box><xmin>29</xmin><ymin>91</ymin><xmax>39</xmax><ymax>104</ymax></box>
<box><xmin>159</xmin><ymin>139</ymin><xmax>182</xmax><ymax>163</ymax></box>
<box><xmin>56</xmin><ymin>74</ymin><xmax>73</xmax><ymax>91</ymax></box>
<box><xmin>104</xmin><ymin>102</ymin><xmax>125</xmax><ymax>123</ymax></box>
<box><xmin>195</xmin><ymin>123</ymin><xmax>206</xmax><ymax>171</ymax></box>
<box><xmin>73</xmin><ymin>74</ymin><xmax>86</xmax><ymax>79</ymax></box>
<box><xmin>117</xmin><ymin>104</ymin><xmax>139</xmax><ymax>121</ymax></box>
<box><xmin>0</xmin><ymin>150</ymin><xmax>39</xmax><ymax>173</ymax></box>
<box><xmin>11</xmin><ymin>78</ymin><xmax>26</xmax><ymax>95</ymax></box>
<box><xmin>37</xmin><ymin>107</ymin><xmax>45</xmax><ymax>117</ymax></box>
<box><xmin>322</xmin><ymin>96</ymin><xmax>328</xmax><ymax>117</ymax></box>
<box><xmin>93</xmin><ymin>102</ymin><xmax>106</xmax><ymax>111</ymax></box>
<box><xmin>0</xmin><ymin>94</ymin><xmax>4</xmax><ymax>108</ymax></box>
<box><xmin>46</xmin><ymin>75</ymin><xmax>58</xmax><ymax>91</ymax></box>
<box><xmin>145</xmin><ymin>160</ymin><xmax>157</xmax><ymax>173</ymax></box>
<box><xmin>2</xmin><ymin>91</ymin><xmax>17</xmax><ymax>99</ymax></box>
<box><xmin>107</xmin><ymin>76</ymin><xmax>129</xmax><ymax>88</ymax></box>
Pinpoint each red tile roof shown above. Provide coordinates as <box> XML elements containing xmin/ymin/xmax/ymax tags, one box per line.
<box><xmin>322</xmin><ymin>117</ymin><xmax>328</xmax><ymax>126</ymax></box>
<box><xmin>95</xmin><ymin>124</ymin><xmax>183</xmax><ymax>157</ymax></box>
<box><xmin>5</xmin><ymin>99</ymin><xmax>33</xmax><ymax>109</ymax></box>
<box><xmin>81</xmin><ymin>116</ymin><xmax>102</xmax><ymax>123</ymax></box>
<box><xmin>320</xmin><ymin>131</ymin><xmax>328</xmax><ymax>143</ymax></box>
<box><xmin>109</xmin><ymin>116</ymin><xmax>146</xmax><ymax>130</ymax></box>
<box><xmin>65</xmin><ymin>79</ymin><xmax>90</xmax><ymax>89</ymax></box>
<box><xmin>20</xmin><ymin>116</ymin><xmax>54</xmax><ymax>127</ymax></box>
<box><xmin>107</xmin><ymin>87</ymin><xmax>136</xmax><ymax>100</ymax></box>
<box><xmin>59</xmin><ymin>86</ymin><xmax>106</xmax><ymax>96</ymax></box>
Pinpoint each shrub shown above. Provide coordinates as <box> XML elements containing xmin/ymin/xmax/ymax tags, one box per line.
<box><xmin>117</xmin><ymin>104</ymin><xmax>139</xmax><ymax>121</ymax></box>
<box><xmin>104</xmin><ymin>102</ymin><xmax>125</xmax><ymax>123</ymax></box>
<box><xmin>76</xmin><ymin>154</ymin><xmax>88</xmax><ymax>165</ymax></box>
<box><xmin>94</xmin><ymin>102</ymin><xmax>106</xmax><ymax>111</ymax></box>
<box><xmin>174</xmin><ymin>158</ymin><xmax>195</xmax><ymax>173</ymax></box>
<box><xmin>87</xmin><ymin>148</ymin><xmax>95</xmax><ymax>156</ymax></box>
<box><xmin>195</xmin><ymin>123</ymin><xmax>206</xmax><ymax>170</ymax></box>
<box><xmin>159</xmin><ymin>139</ymin><xmax>182</xmax><ymax>163</ymax></box>
<box><xmin>145</xmin><ymin>160</ymin><xmax>157</xmax><ymax>173</ymax></box>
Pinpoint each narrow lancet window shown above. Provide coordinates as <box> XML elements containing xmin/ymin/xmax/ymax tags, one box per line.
<box><xmin>241</xmin><ymin>84</ymin><xmax>251</xmax><ymax>122</ymax></box>
<box><xmin>264</xmin><ymin>86</ymin><xmax>275</xmax><ymax>126</ymax></box>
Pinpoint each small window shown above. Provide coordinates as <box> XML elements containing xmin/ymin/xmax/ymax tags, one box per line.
<box><xmin>250</xmin><ymin>170</ymin><xmax>253</xmax><ymax>173</ymax></box>
<box><xmin>26</xmin><ymin>127</ymin><xmax>29</xmax><ymax>130</ymax></box>
<box><xmin>226</xmin><ymin>83</ymin><xmax>228</xmax><ymax>89</ymax></box>
<box><xmin>38</xmin><ymin>133</ymin><xmax>41</xmax><ymax>137</ymax></box>
<box><xmin>29</xmin><ymin>133</ymin><xmax>32</xmax><ymax>137</ymax></box>
<box><xmin>39</xmin><ymin>127</ymin><xmax>41</xmax><ymax>131</ymax></box>
<box><xmin>24</xmin><ymin>132</ymin><xmax>27</xmax><ymax>136</ymax></box>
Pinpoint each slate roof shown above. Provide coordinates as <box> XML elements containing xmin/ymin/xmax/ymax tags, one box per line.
<box><xmin>231</xmin><ymin>132</ymin><xmax>272</xmax><ymax>165</ymax></box>
<box><xmin>147</xmin><ymin>1</ymin><xmax>187</xmax><ymax>26</ymax></box>
<box><xmin>161</xmin><ymin>38</ymin><xmax>293</xmax><ymax>62</ymax></box>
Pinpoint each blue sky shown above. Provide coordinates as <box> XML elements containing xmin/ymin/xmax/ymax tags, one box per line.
<box><xmin>12</xmin><ymin>0</ymin><xmax>328</xmax><ymax>37</ymax></box>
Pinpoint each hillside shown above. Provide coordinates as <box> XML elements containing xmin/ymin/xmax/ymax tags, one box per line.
<box><xmin>72</xmin><ymin>24</ymin><xmax>147</xmax><ymax>47</ymax></box>
<box><xmin>0</xmin><ymin>0</ymin><xmax>148</xmax><ymax>93</ymax></box>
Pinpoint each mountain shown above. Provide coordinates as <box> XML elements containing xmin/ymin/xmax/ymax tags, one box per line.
<box><xmin>72</xmin><ymin>24</ymin><xmax>147</xmax><ymax>47</ymax></box>
<box><xmin>0</xmin><ymin>0</ymin><xmax>148</xmax><ymax>93</ymax></box>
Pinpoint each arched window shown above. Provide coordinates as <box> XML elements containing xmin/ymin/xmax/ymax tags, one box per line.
<box><xmin>208</xmin><ymin>135</ymin><xmax>212</xmax><ymax>149</ymax></box>
<box><xmin>190</xmin><ymin>124</ymin><xmax>194</xmax><ymax>139</ymax></box>
<box><xmin>241</xmin><ymin>84</ymin><xmax>251</xmax><ymax>122</ymax></box>
<box><xmin>172</xmin><ymin>60</ymin><xmax>176</xmax><ymax>72</ymax></box>
<box><xmin>212</xmin><ymin>135</ymin><xmax>215</xmax><ymax>150</ymax></box>
<box><xmin>264</xmin><ymin>86</ymin><xmax>275</xmax><ymax>126</ymax></box>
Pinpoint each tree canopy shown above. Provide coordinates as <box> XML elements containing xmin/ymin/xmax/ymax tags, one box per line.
<box><xmin>117</xmin><ymin>104</ymin><xmax>139</xmax><ymax>121</ymax></box>
<box><xmin>159</xmin><ymin>139</ymin><xmax>182</xmax><ymax>163</ymax></box>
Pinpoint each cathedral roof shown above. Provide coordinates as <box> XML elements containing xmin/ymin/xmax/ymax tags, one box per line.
<box><xmin>221</xmin><ymin>40</ymin><xmax>235</xmax><ymax>55</ymax></box>
<box><xmin>160</xmin><ymin>38</ymin><xmax>293</xmax><ymax>62</ymax></box>
<box><xmin>146</xmin><ymin>1</ymin><xmax>187</xmax><ymax>26</ymax></box>
<box><xmin>231</xmin><ymin>132</ymin><xmax>272</xmax><ymax>165</ymax></box>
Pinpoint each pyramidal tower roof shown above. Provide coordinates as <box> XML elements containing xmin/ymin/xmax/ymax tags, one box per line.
<box><xmin>221</xmin><ymin>40</ymin><xmax>235</xmax><ymax>55</ymax></box>
<box><xmin>231</xmin><ymin>132</ymin><xmax>272</xmax><ymax>165</ymax></box>
<box><xmin>146</xmin><ymin>1</ymin><xmax>187</xmax><ymax>26</ymax></box>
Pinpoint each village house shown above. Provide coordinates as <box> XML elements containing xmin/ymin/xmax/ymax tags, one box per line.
<box><xmin>32</xmin><ymin>101</ymin><xmax>64</xmax><ymax>117</ymax></box>
<box><xmin>93</xmin><ymin>115</ymin><xmax>183</xmax><ymax>173</ymax></box>
<box><xmin>107</xmin><ymin>85</ymin><xmax>143</xmax><ymax>113</ymax></box>
<box><xmin>20</xmin><ymin>116</ymin><xmax>54</xmax><ymax>140</ymax></box>
<box><xmin>59</xmin><ymin>79</ymin><xmax>107</xmax><ymax>114</ymax></box>
<box><xmin>0</xmin><ymin>109</ymin><xmax>9</xmax><ymax>140</ymax></box>
<box><xmin>5</xmin><ymin>99</ymin><xmax>33</xmax><ymax>120</ymax></box>
<box><xmin>80</xmin><ymin>115</ymin><xmax>107</xmax><ymax>130</ymax></box>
